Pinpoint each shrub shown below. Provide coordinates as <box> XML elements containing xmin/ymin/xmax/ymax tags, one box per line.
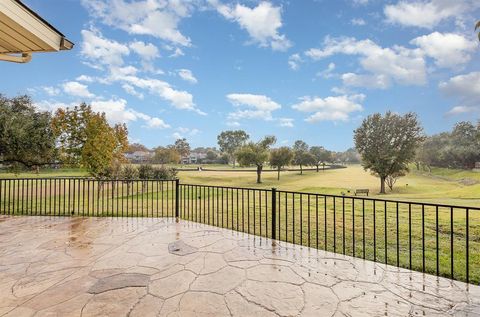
<box><xmin>121</xmin><ymin>165</ymin><xmax>138</xmax><ymax>180</ymax></box>
<box><xmin>152</xmin><ymin>166</ymin><xmax>177</xmax><ymax>180</ymax></box>
<box><xmin>138</xmin><ymin>164</ymin><xmax>154</xmax><ymax>179</ymax></box>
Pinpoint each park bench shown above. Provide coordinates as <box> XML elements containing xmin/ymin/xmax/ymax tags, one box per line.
<box><xmin>354</xmin><ymin>189</ymin><xmax>369</xmax><ymax>196</ymax></box>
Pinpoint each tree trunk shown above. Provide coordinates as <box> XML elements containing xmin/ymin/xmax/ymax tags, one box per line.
<box><xmin>380</xmin><ymin>176</ymin><xmax>386</xmax><ymax>194</ymax></box>
<box><xmin>316</xmin><ymin>164</ymin><xmax>319</xmax><ymax>172</ymax></box>
<box><xmin>300</xmin><ymin>164</ymin><xmax>303</xmax><ymax>175</ymax></box>
<box><xmin>232</xmin><ymin>156</ymin><xmax>236</xmax><ymax>169</ymax></box>
<box><xmin>277</xmin><ymin>167</ymin><xmax>280</xmax><ymax>180</ymax></box>
<box><xmin>256</xmin><ymin>165</ymin><xmax>263</xmax><ymax>183</ymax></box>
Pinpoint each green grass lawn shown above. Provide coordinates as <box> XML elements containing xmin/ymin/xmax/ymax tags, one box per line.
<box><xmin>1</xmin><ymin>164</ymin><xmax>479</xmax><ymax>206</ymax></box>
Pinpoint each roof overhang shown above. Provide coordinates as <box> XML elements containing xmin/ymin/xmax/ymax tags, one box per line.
<box><xmin>0</xmin><ymin>0</ymin><xmax>73</xmax><ymax>63</ymax></box>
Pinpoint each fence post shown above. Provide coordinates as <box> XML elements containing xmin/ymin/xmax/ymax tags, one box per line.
<box><xmin>271</xmin><ymin>188</ymin><xmax>277</xmax><ymax>240</ymax></box>
<box><xmin>175</xmin><ymin>179</ymin><xmax>180</xmax><ymax>219</ymax></box>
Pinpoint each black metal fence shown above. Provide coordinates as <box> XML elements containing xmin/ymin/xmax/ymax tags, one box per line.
<box><xmin>0</xmin><ymin>178</ymin><xmax>177</xmax><ymax>217</ymax></box>
<box><xmin>0</xmin><ymin>177</ymin><xmax>479</xmax><ymax>284</ymax></box>
<box><xmin>178</xmin><ymin>184</ymin><xmax>479</xmax><ymax>285</ymax></box>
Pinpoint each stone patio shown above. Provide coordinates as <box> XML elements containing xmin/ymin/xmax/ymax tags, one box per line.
<box><xmin>0</xmin><ymin>216</ymin><xmax>479</xmax><ymax>316</ymax></box>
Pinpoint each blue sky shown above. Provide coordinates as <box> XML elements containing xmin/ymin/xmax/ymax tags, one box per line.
<box><xmin>2</xmin><ymin>0</ymin><xmax>480</xmax><ymax>151</ymax></box>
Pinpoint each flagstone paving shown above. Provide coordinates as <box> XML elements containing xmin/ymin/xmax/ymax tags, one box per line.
<box><xmin>0</xmin><ymin>215</ymin><xmax>479</xmax><ymax>316</ymax></box>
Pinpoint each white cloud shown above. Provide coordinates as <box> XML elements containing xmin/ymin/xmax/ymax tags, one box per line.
<box><xmin>34</xmin><ymin>101</ymin><xmax>76</xmax><ymax>112</ymax></box>
<box><xmin>42</xmin><ymin>86</ymin><xmax>60</xmax><ymax>96</ymax></box>
<box><xmin>288</xmin><ymin>53</ymin><xmax>302</xmax><ymax>70</ymax></box>
<box><xmin>446</xmin><ymin>106</ymin><xmax>478</xmax><ymax>115</ymax></box>
<box><xmin>79</xmin><ymin>29</ymin><xmax>204</xmax><ymax>115</ymax></box>
<box><xmin>292</xmin><ymin>94</ymin><xmax>364</xmax><ymax>122</ymax></box>
<box><xmin>352</xmin><ymin>0</ymin><xmax>369</xmax><ymax>5</ymax></box>
<box><xmin>62</xmin><ymin>81</ymin><xmax>95</xmax><ymax>98</ymax></box>
<box><xmin>439</xmin><ymin>71</ymin><xmax>480</xmax><ymax>114</ymax></box>
<box><xmin>305</xmin><ymin>37</ymin><xmax>426</xmax><ymax>88</ymax></box>
<box><xmin>212</xmin><ymin>1</ymin><xmax>291</xmax><ymax>51</ymax></box>
<box><xmin>129</xmin><ymin>41</ymin><xmax>159</xmax><ymax>60</ymax></box>
<box><xmin>351</xmin><ymin>18</ymin><xmax>366</xmax><ymax>26</ymax></box>
<box><xmin>76</xmin><ymin>75</ymin><xmax>95</xmax><ymax>83</ymax></box>
<box><xmin>172</xmin><ymin>132</ymin><xmax>183</xmax><ymax>139</ymax></box>
<box><xmin>317</xmin><ymin>62</ymin><xmax>336</xmax><ymax>79</ymax></box>
<box><xmin>117</xmin><ymin>75</ymin><xmax>205</xmax><ymax>115</ymax></box>
<box><xmin>226</xmin><ymin>93</ymin><xmax>281</xmax><ymax>122</ymax></box>
<box><xmin>81</xmin><ymin>0</ymin><xmax>193</xmax><ymax>46</ymax></box>
<box><xmin>278</xmin><ymin>118</ymin><xmax>294</xmax><ymax>128</ymax></box>
<box><xmin>172</xmin><ymin>127</ymin><xmax>200</xmax><ymax>138</ymax></box>
<box><xmin>145</xmin><ymin>117</ymin><xmax>170</xmax><ymax>129</ymax></box>
<box><xmin>34</xmin><ymin>98</ymin><xmax>169</xmax><ymax>129</ymax></box>
<box><xmin>122</xmin><ymin>84</ymin><xmax>144</xmax><ymax>99</ymax></box>
<box><xmin>410</xmin><ymin>32</ymin><xmax>476</xmax><ymax>68</ymax></box>
<box><xmin>177</xmin><ymin>69</ymin><xmax>198</xmax><ymax>84</ymax></box>
<box><xmin>227</xmin><ymin>93</ymin><xmax>281</xmax><ymax>111</ymax></box>
<box><xmin>384</xmin><ymin>0</ymin><xmax>476</xmax><ymax>29</ymax></box>
<box><xmin>90</xmin><ymin>98</ymin><xmax>170</xmax><ymax>128</ymax></box>
<box><xmin>81</xmin><ymin>29</ymin><xmax>130</xmax><ymax>67</ymax></box>
<box><xmin>341</xmin><ymin>73</ymin><xmax>390</xmax><ymax>89</ymax></box>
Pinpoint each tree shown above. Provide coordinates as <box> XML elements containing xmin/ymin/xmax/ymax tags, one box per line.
<box><xmin>293</xmin><ymin>140</ymin><xmax>314</xmax><ymax>174</ymax></box>
<box><xmin>52</xmin><ymin>103</ymin><xmax>129</xmax><ymax>177</ymax></box>
<box><xmin>206</xmin><ymin>150</ymin><xmax>218</xmax><ymax>161</ymax></box>
<box><xmin>354</xmin><ymin>112</ymin><xmax>424</xmax><ymax>194</ymax></box>
<box><xmin>270</xmin><ymin>147</ymin><xmax>294</xmax><ymax>180</ymax></box>
<box><xmin>174</xmin><ymin>138</ymin><xmax>190</xmax><ymax>159</ymax></box>
<box><xmin>385</xmin><ymin>171</ymin><xmax>406</xmax><ymax>191</ymax></box>
<box><xmin>82</xmin><ymin>115</ymin><xmax>128</xmax><ymax>179</ymax></box>
<box><xmin>52</xmin><ymin>103</ymin><xmax>92</xmax><ymax>166</ymax></box>
<box><xmin>126</xmin><ymin>143</ymin><xmax>149</xmax><ymax>153</ymax></box>
<box><xmin>310</xmin><ymin>146</ymin><xmax>332</xmax><ymax>172</ymax></box>
<box><xmin>416</xmin><ymin>123</ymin><xmax>480</xmax><ymax>170</ymax></box>
<box><xmin>0</xmin><ymin>95</ymin><xmax>56</xmax><ymax>170</ymax></box>
<box><xmin>236</xmin><ymin>136</ymin><xmax>276</xmax><ymax>183</ymax></box>
<box><xmin>120</xmin><ymin>165</ymin><xmax>138</xmax><ymax>194</ymax></box>
<box><xmin>217</xmin><ymin>130</ymin><xmax>249</xmax><ymax>168</ymax></box>
<box><xmin>153</xmin><ymin>147</ymin><xmax>180</xmax><ymax>164</ymax></box>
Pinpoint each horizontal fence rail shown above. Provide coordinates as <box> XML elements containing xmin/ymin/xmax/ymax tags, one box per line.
<box><xmin>0</xmin><ymin>177</ymin><xmax>478</xmax><ymax>285</ymax></box>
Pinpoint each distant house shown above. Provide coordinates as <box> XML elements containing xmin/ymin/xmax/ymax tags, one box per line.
<box><xmin>182</xmin><ymin>152</ymin><xmax>207</xmax><ymax>164</ymax></box>
<box><xmin>125</xmin><ymin>151</ymin><xmax>154</xmax><ymax>164</ymax></box>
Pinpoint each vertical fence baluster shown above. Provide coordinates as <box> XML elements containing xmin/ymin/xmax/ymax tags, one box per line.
<box><xmin>342</xmin><ymin>197</ymin><xmax>345</xmax><ymax>255</ymax></box>
<box><xmin>316</xmin><ymin>195</ymin><xmax>319</xmax><ymax>249</ymax></box>
<box><xmin>422</xmin><ymin>204</ymin><xmax>425</xmax><ymax>272</ymax></box>
<box><xmin>450</xmin><ymin>207</ymin><xmax>454</xmax><ymax>279</ymax></box>
<box><xmin>396</xmin><ymin>202</ymin><xmax>399</xmax><ymax>267</ymax></box>
<box><xmin>271</xmin><ymin>188</ymin><xmax>276</xmax><ymax>240</ymax></box>
<box><xmin>292</xmin><ymin>193</ymin><xmax>295</xmax><ymax>245</ymax></box>
<box><xmin>324</xmin><ymin>196</ymin><xmax>327</xmax><ymax>251</ymax></box>
<box><xmin>373</xmin><ymin>200</ymin><xmax>376</xmax><ymax>262</ymax></box>
<box><xmin>307</xmin><ymin>195</ymin><xmax>310</xmax><ymax>248</ymax></box>
<box><xmin>409</xmin><ymin>203</ymin><xmax>412</xmax><ymax>270</ymax></box>
<box><xmin>466</xmin><ymin>208</ymin><xmax>469</xmax><ymax>284</ymax></box>
<box><xmin>352</xmin><ymin>198</ymin><xmax>355</xmax><ymax>257</ymax></box>
<box><xmin>385</xmin><ymin>201</ymin><xmax>388</xmax><ymax>264</ymax></box>
<box><xmin>436</xmin><ymin>206</ymin><xmax>439</xmax><ymax>276</ymax></box>
<box><xmin>333</xmin><ymin>197</ymin><xmax>336</xmax><ymax>253</ymax></box>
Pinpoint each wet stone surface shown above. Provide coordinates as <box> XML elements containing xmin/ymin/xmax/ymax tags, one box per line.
<box><xmin>88</xmin><ymin>273</ymin><xmax>150</xmax><ymax>294</ymax></box>
<box><xmin>168</xmin><ymin>239</ymin><xmax>198</xmax><ymax>255</ymax></box>
<box><xmin>0</xmin><ymin>215</ymin><xmax>479</xmax><ymax>316</ymax></box>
